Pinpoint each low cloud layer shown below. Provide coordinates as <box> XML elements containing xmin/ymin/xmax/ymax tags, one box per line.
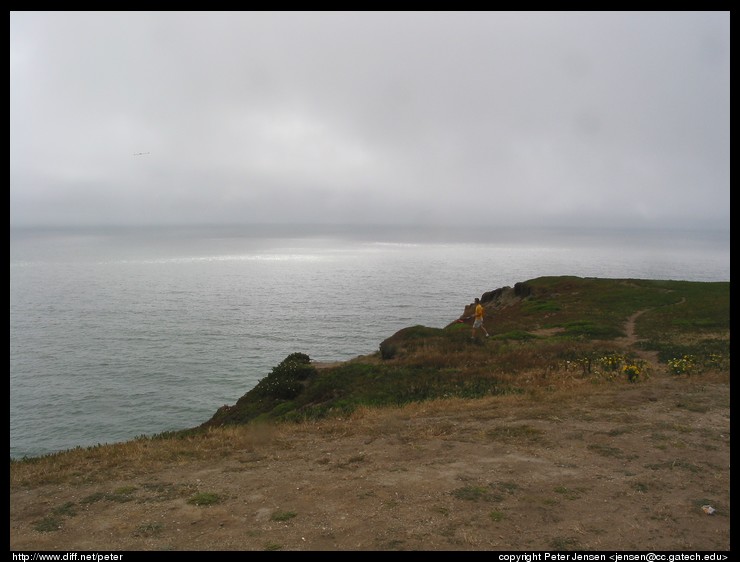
<box><xmin>10</xmin><ymin>11</ymin><xmax>730</xmax><ymax>229</ymax></box>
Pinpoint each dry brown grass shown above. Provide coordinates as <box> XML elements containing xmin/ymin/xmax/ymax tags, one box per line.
<box><xmin>10</xmin><ymin>367</ymin><xmax>730</xmax><ymax>551</ymax></box>
<box><xmin>10</xmin><ymin>423</ymin><xmax>283</xmax><ymax>488</ymax></box>
<box><xmin>4</xmin><ymin>372</ymin><xmax>563</xmax><ymax>490</ymax></box>
<box><xmin>12</xmin><ymin>364</ymin><xmax>647</xmax><ymax>491</ymax></box>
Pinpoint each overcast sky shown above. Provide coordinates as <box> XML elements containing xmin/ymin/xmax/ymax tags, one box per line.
<box><xmin>10</xmin><ymin>11</ymin><xmax>730</xmax><ymax>230</ymax></box>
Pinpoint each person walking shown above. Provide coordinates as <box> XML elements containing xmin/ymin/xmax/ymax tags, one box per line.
<box><xmin>472</xmin><ymin>297</ymin><xmax>490</xmax><ymax>339</ymax></box>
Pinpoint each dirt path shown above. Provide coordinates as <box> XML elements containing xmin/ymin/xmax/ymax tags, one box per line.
<box><xmin>617</xmin><ymin>308</ymin><xmax>662</xmax><ymax>370</ymax></box>
<box><xmin>619</xmin><ymin>299</ymin><xmax>688</xmax><ymax>372</ymax></box>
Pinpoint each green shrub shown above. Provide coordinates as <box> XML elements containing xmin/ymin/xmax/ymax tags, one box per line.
<box><xmin>252</xmin><ymin>353</ymin><xmax>316</xmax><ymax>400</ymax></box>
<box><xmin>379</xmin><ymin>341</ymin><xmax>398</xmax><ymax>360</ymax></box>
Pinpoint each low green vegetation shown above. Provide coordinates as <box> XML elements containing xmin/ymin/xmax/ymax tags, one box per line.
<box><xmin>134</xmin><ymin>522</ymin><xmax>164</xmax><ymax>537</ymax></box>
<box><xmin>33</xmin><ymin>516</ymin><xmax>62</xmax><ymax>533</ymax></box>
<box><xmin>270</xmin><ymin>510</ymin><xmax>297</xmax><ymax>522</ymax></box>
<box><xmin>187</xmin><ymin>492</ymin><xmax>222</xmax><ymax>506</ymax></box>
<box><xmin>32</xmin><ymin>501</ymin><xmax>79</xmax><ymax>533</ymax></box>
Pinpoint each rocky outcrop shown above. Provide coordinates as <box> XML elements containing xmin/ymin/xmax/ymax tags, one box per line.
<box><xmin>459</xmin><ymin>281</ymin><xmax>532</xmax><ymax>320</ymax></box>
<box><xmin>481</xmin><ymin>281</ymin><xmax>531</xmax><ymax>304</ymax></box>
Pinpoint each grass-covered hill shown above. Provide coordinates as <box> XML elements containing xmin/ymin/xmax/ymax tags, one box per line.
<box><xmin>191</xmin><ymin>275</ymin><xmax>729</xmax><ymax>433</ymax></box>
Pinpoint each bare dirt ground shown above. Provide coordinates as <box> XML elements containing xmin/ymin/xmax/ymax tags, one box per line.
<box><xmin>10</xmin><ymin>313</ymin><xmax>730</xmax><ymax>552</ymax></box>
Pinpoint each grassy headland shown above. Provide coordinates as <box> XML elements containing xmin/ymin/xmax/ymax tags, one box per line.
<box><xmin>192</xmin><ymin>275</ymin><xmax>729</xmax><ymax>430</ymax></box>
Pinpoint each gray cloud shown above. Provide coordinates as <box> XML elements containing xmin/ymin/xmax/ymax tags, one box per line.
<box><xmin>10</xmin><ymin>11</ymin><xmax>730</xmax><ymax>229</ymax></box>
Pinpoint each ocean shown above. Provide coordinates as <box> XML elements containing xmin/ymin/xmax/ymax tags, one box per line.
<box><xmin>9</xmin><ymin>224</ymin><xmax>730</xmax><ymax>459</ymax></box>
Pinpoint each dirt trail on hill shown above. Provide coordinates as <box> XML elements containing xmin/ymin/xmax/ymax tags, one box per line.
<box><xmin>10</xmin><ymin>313</ymin><xmax>730</xmax><ymax>552</ymax></box>
<box><xmin>618</xmin><ymin>308</ymin><xmax>662</xmax><ymax>368</ymax></box>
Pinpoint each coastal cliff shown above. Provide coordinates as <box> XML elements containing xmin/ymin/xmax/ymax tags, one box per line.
<box><xmin>194</xmin><ymin>275</ymin><xmax>729</xmax><ymax>433</ymax></box>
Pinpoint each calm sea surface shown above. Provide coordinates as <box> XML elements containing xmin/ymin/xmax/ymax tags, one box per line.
<box><xmin>9</xmin><ymin>224</ymin><xmax>730</xmax><ymax>459</ymax></box>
